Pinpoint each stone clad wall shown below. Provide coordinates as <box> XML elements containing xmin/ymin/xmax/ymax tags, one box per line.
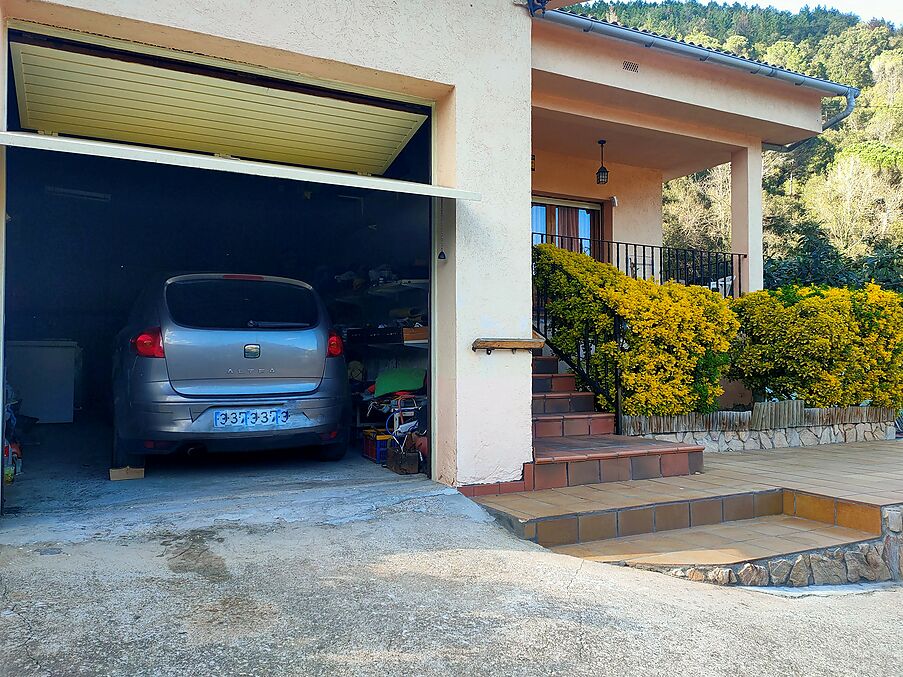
<box><xmin>644</xmin><ymin>422</ymin><xmax>895</xmax><ymax>453</ymax></box>
<box><xmin>882</xmin><ymin>507</ymin><xmax>903</xmax><ymax>579</ymax></box>
<box><xmin>625</xmin><ymin>404</ymin><xmax>897</xmax><ymax>453</ymax></box>
<box><xmin>663</xmin><ymin>538</ymin><xmax>895</xmax><ymax>587</ymax></box>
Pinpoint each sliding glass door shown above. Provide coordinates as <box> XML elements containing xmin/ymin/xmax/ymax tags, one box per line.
<box><xmin>531</xmin><ymin>198</ymin><xmax>603</xmax><ymax>259</ymax></box>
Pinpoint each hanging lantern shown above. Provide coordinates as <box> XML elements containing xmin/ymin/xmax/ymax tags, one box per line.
<box><xmin>596</xmin><ymin>139</ymin><xmax>609</xmax><ymax>185</ymax></box>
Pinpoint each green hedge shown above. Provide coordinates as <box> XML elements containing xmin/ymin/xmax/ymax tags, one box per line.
<box><xmin>533</xmin><ymin>245</ymin><xmax>738</xmax><ymax>415</ymax></box>
<box><xmin>729</xmin><ymin>284</ymin><xmax>903</xmax><ymax>408</ymax></box>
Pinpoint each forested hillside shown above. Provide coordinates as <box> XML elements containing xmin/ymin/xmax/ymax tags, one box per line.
<box><xmin>574</xmin><ymin>1</ymin><xmax>903</xmax><ymax>289</ymax></box>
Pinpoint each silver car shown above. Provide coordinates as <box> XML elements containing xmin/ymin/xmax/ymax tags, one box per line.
<box><xmin>112</xmin><ymin>273</ymin><xmax>350</xmax><ymax>468</ymax></box>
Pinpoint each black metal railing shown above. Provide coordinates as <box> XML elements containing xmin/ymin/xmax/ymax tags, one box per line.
<box><xmin>532</xmin><ymin>232</ymin><xmax>747</xmax><ymax>298</ymax></box>
<box><xmin>533</xmin><ymin>252</ymin><xmax>624</xmax><ymax>433</ymax></box>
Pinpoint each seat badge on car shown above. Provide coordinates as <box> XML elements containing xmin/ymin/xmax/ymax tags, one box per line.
<box><xmin>244</xmin><ymin>344</ymin><xmax>261</xmax><ymax>359</ymax></box>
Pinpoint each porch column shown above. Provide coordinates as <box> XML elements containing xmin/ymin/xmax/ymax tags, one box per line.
<box><xmin>730</xmin><ymin>145</ymin><xmax>764</xmax><ymax>293</ymax></box>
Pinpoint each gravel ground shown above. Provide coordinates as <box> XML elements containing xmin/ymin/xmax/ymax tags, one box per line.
<box><xmin>0</xmin><ymin>449</ymin><xmax>901</xmax><ymax>676</ymax></box>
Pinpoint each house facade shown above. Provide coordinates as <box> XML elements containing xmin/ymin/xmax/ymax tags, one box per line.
<box><xmin>0</xmin><ymin>0</ymin><xmax>855</xmax><ymax>490</ymax></box>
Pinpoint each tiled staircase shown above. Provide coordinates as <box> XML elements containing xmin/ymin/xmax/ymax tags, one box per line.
<box><xmin>532</xmin><ymin>356</ymin><xmax>615</xmax><ymax>437</ymax></box>
<box><xmin>528</xmin><ymin>353</ymin><xmax>704</xmax><ymax>491</ymax></box>
<box><xmin>457</xmin><ymin>353</ymin><xmax>705</xmax><ymax>498</ymax></box>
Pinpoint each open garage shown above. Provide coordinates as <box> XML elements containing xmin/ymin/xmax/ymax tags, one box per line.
<box><xmin>0</xmin><ymin>22</ymin><xmax>470</xmax><ymax>513</ymax></box>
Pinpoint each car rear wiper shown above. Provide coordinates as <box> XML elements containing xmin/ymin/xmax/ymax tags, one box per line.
<box><xmin>246</xmin><ymin>320</ymin><xmax>312</xmax><ymax>328</ymax></box>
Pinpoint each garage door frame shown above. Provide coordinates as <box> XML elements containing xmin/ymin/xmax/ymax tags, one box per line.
<box><xmin>0</xmin><ymin>131</ymin><xmax>479</xmax><ymax>200</ymax></box>
<box><xmin>0</xmin><ymin>24</ymin><xmax>476</xmax><ymax>502</ymax></box>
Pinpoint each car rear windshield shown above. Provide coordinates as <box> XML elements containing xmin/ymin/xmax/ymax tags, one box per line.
<box><xmin>166</xmin><ymin>278</ymin><xmax>319</xmax><ymax>330</ymax></box>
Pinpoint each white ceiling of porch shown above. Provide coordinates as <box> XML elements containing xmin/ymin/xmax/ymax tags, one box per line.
<box><xmin>531</xmin><ymin>106</ymin><xmax>740</xmax><ymax>180</ymax></box>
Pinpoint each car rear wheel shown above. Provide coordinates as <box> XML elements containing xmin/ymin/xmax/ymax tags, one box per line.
<box><xmin>316</xmin><ymin>441</ymin><xmax>348</xmax><ymax>462</ymax></box>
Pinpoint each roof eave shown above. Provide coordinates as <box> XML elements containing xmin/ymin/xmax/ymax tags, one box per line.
<box><xmin>539</xmin><ymin>9</ymin><xmax>859</xmax><ymax>98</ymax></box>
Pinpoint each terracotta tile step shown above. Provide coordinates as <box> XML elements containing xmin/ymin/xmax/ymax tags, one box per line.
<box><xmin>529</xmin><ymin>448</ymin><xmax>703</xmax><ymax>489</ymax></box>
<box><xmin>551</xmin><ymin>514</ymin><xmax>877</xmax><ymax>577</ymax></box>
<box><xmin>474</xmin><ymin>477</ymin><xmax>888</xmax><ymax>550</ymax></box>
<box><xmin>532</xmin><ymin>355</ymin><xmax>560</xmax><ymax>375</ymax></box>
<box><xmin>532</xmin><ymin>373</ymin><xmax>577</xmax><ymax>393</ymax></box>
<box><xmin>532</xmin><ymin>413</ymin><xmax>615</xmax><ymax>438</ymax></box>
<box><xmin>533</xmin><ymin>436</ymin><xmax>704</xmax><ymax>463</ymax></box>
<box><xmin>533</xmin><ymin>445</ymin><xmax>694</xmax><ymax>462</ymax></box>
<box><xmin>476</xmin><ymin>488</ymin><xmax>787</xmax><ymax>547</ymax></box>
<box><xmin>532</xmin><ymin>392</ymin><xmax>595</xmax><ymax>414</ymax></box>
<box><xmin>783</xmin><ymin>489</ymin><xmax>883</xmax><ymax>534</ymax></box>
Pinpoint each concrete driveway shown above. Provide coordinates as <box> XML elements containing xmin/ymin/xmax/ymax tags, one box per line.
<box><xmin>0</xmin><ymin>449</ymin><xmax>901</xmax><ymax>676</ymax></box>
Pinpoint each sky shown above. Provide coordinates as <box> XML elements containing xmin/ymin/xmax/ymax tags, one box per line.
<box><xmin>736</xmin><ymin>0</ymin><xmax>902</xmax><ymax>25</ymax></box>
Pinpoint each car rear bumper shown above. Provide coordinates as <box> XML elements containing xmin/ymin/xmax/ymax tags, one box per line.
<box><xmin>118</xmin><ymin>390</ymin><xmax>349</xmax><ymax>453</ymax></box>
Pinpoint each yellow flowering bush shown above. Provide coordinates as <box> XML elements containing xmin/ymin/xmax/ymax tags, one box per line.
<box><xmin>533</xmin><ymin>244</ymin><xmax>738</xmax><ymax>415</ymax></box>
<box><xmin>730</xmin><ymin>284</ymin><xmax>903</xmax><ymax>408</ymax></box>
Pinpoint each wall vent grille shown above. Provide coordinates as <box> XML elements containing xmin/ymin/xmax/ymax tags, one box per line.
<box><xmin>622</xmin><ymin>60</ymin><xmax>640</xmax><ymax>73</ymax></box>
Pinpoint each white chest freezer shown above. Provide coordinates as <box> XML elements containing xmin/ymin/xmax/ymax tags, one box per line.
<box><xmin>6</xmin><ymin>340</ymin><xmax>82</xmax><ymax>423</ymax></box>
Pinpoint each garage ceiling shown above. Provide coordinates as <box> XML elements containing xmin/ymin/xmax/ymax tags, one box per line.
<box><xmin>10</xmin><ymin>36</ymin><xmax>428</xmax><ymax>176</ymax></box>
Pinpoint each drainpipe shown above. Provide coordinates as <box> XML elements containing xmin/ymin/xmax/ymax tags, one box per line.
<box><xmin>762</xmin><ymin>88</ymin><xmax>859</xmax><ymax>152</ymax></box>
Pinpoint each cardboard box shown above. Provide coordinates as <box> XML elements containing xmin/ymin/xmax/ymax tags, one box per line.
<box><xmin>403</xmin><ymin>326</ymin><xmax>429</xmax><ymax>342</ymax></box>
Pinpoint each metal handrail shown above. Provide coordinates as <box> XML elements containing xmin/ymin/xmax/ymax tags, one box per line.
<box><xmin>532</xmin><ymin>233</ymin><xmax>747</xmax><ymax>298</ymax></box>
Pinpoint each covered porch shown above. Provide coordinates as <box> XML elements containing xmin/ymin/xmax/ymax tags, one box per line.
<box><xmin>522</xmin><ymin>86</ymin><xmax>771</xmax><ymax>481</ymax></box>
<box><xmin>513</xmin><ymin>16</ymin><xmax>830</xmax><ymax>492</ymax></box>
<box><xmin>527</xmin><ymin>6</ymin><xmax>833</xmax><ymax>298</ymax></box>
<box><xmin>530</xmin><ymin>102</ymin><xmax>761</xmax><ymax>298</ymax></box>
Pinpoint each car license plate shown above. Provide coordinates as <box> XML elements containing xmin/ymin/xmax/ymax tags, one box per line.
<box><xmin>213</xmin><ymin>409</ymin><xmax>289</xmax><ymax>428</ymax></box>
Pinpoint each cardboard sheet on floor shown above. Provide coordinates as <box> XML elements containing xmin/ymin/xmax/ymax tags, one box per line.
<box><xmin>109</xmin><ymin>466</ymin><xmax>145</xmax><ymax>481</ymax></box>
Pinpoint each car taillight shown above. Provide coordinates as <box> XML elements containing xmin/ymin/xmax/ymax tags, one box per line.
<box><xmin>327</xmin><ymin>331</ymin><xmax>344</xmax><ymax>358</ymax></box>
<box><xmin>132</xmin><ymin>327</ymin><xmax>165</xmax><ymax>358</ymax></box>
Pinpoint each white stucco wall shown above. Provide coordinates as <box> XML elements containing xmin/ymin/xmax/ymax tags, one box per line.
<box><xmin>3</xmin><ymin>0</ymin><xmax>536</xmax><ymax>485</ymax></box>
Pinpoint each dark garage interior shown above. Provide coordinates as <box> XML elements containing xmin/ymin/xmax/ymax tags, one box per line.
<box><xmin>1</xmin><ymin>120</ymin><xmax>434</xmax><ymax>509</ymax></box>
